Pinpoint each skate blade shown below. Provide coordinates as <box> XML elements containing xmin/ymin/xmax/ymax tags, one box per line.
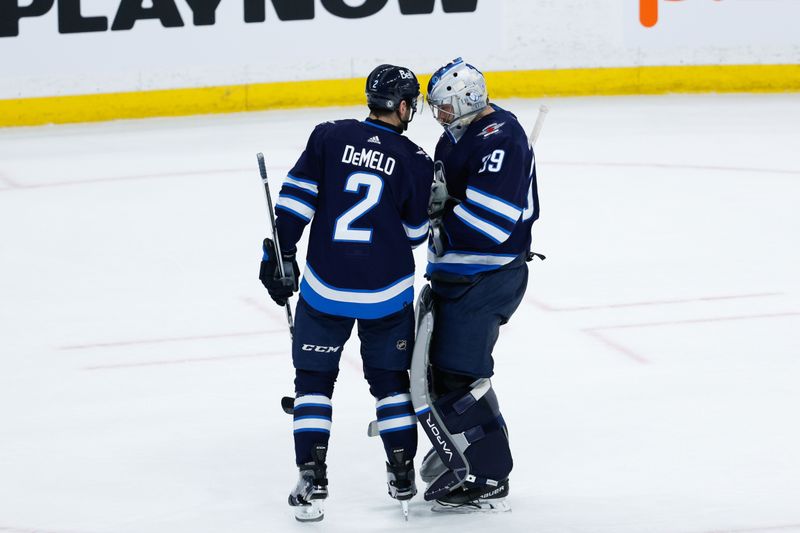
<box><xmin>431</xmin><ymin>498</ymin><xmax>511</xmax><ymax>514</ymax></box>
<box><xmin>293</xmin><ymin>501</ymin><xmax>324</xmax><ymax>522</ymax></box>
<box><xmin>401</xmin><ymin>499</ymin><xmax>409</xmax><ymax>521</ymax></box>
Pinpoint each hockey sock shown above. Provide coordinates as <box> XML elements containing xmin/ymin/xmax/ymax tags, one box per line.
<box><xmin>375</xmin><ymin>392</ymin><xmax>418</xmax><ymax>460</ymax></box>
<box><xmin>292</xmin><ymin>394</ymin><xmax>333</xmax><ymax>465</ymax></box>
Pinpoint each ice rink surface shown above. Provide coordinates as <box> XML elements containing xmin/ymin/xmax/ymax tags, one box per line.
<box><xmin>1</xmin><ymin>94</ymin><xmax>799</xmax><ymax>533</ymax></box>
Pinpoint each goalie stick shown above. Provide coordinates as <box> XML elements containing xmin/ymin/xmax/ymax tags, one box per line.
<box><xmin>529</xmin><ymin>104</ymin><xmax>549</xmax><ymax>148</ymax></box>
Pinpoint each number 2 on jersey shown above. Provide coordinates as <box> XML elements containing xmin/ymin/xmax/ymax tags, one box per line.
<box><xmin>333</xmin><ymin>172</ymin><xmax>384</xmax><ymax>243</ymax></box>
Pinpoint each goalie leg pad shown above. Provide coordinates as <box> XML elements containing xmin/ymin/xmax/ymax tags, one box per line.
<box><xmin>424</xmin><ymin>377</ymin><xmax>512</xmax><ymax>498</ymax></box>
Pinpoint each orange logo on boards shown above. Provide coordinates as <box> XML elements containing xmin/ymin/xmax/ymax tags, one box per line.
<box><xmin>640</xmin><ymin>0</ymin><xmax>723</xmax><ymax>28</ymax></box>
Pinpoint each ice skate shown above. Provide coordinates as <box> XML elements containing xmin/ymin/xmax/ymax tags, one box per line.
<box><xmin>431</xmin><ymin>479</ymin><xmax>510</xmax><ymax>513</ymax></box>
<box><xmin>288</xmin><ymin>445</ymin><xmax>328</xmax><ymax>522</ymax></box>
<box><xmin>386</xmin><ymin>448</ymin><xmax>417</xmax><ymax>520</ymax></box>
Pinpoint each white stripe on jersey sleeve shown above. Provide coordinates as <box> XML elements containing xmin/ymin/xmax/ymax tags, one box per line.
<box><xmin>276</xmin><ymin>194</ymin><xmax>315</xmax><ymax>221</ymax></box>
<box><xmin>403</xmin><ymin>221</ymin><xmax>429</xmax><ymax>240</ymax></box>
<box><xmin>453</xmin><ymin>204</ymin><xmax>511</xmax><ymax>244</ymax></box>
<box><xmin>466</xmin><ymin>186</ymin><xmax>522</xmax><ymax>223</ymax></box>
<box><xmin>285</xmin><ymin>175</ymin><xmax>319</xmax><ymax>196</ymax></box>
<box><xmin>522</xmin><ymin>180</ymin><xmax>535</xmax><ymax>221</ymax></box>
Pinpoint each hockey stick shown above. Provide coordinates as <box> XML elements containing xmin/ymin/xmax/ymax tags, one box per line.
<box><xmin>528</xmin><ymin>104</ymin><xmax>549</xmax><ymax>148</ymax></box>
<box><xmin>257</xmin><ymin>152</ymin><xmax>295</xmax><ymax>339</ymax></box>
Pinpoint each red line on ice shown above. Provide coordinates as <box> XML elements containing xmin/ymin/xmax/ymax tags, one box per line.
<box><xmin>0</xmin><ymin>527</ymin><xmax>95</xmax><ymax>533</ymax></box>
<box><xmin>592</xmin><ymin>311</ymin><xmax>800</xmax><ymax>331</ymax></box>
<box><xmin>545</xmin><ymin>160</ymin><xmax>800</xmax><ymax>176</ymax></box>
<box><xmin>527</xmin><ymin>292</ymin><xmax>781</xmax><ymax>312</ymax></box>
<box><xmin>703</xmin><ymin>523</ymin><xmax>800</xmax><ymax>533</ymax></box>
<box><xmin>241</xmin><ymin>296</ymin><xmax>296</xmax><ymax>325</ymax></box>
<box><xmin>0</xmin><ymin>165</ymin><xmax>291</xmax><ymax>191</ymax></box>
<box><xmin>582</xmin><ymin>328</ymin><xmax>650</xmax><ymax>364</ymax></box>
<box><xmin>241</xmin><ymin>297</ymin><xmax>361</xmax><ymax>371</ymax></box>
<box><xmin>61</xmin><ymin>329</ymin><xmax>285</xmax><ymax>350</ymax></box>
<box><xmin>0</xmin><ymin>172</ymin><xmax>20</xmax><ymax>189</ymax></box>
<box><xmin>4</xmin><ymin>159</ymin><xmax>796</xmax><ymax>193</ymax></box>
<box><xmin>584</xmin><ymin>312</ymin><xmax>800</xmax><ymax>363</ymax></box>
<box><xmin>82</xmin><ymin>350</ymin><xmax>285</xmax><ymax>370</ymax></box>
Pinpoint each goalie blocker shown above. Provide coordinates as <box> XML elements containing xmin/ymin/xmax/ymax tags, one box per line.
<box><xmin>409</xmin><ymin>285</ymin><xmax>513</xmax><ymax>502</ymax></box>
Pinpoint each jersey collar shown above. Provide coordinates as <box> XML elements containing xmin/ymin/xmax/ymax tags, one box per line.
<box><xmin>364</xmin><ymin>118</ymin><xmax>403</xmax><ymax>135</ymax></box>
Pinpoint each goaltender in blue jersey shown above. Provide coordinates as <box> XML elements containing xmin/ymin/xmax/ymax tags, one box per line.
<box><xmin>415</xmin><ymin>58</ymin><xmax>541</xmax><ymax>512</ymax></box>
<box><xmin>258</xmin><ymin>64</ymin><xmax>432</xmax><ymax>522</ymax></box>
<box><xmin>427</xmin><ymin>97</ymin><xmax>539</xmax><ymax>279</ymax></box>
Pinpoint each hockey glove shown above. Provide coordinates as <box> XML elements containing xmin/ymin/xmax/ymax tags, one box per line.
<box><xmin>259</xmin><ymin>238</ymin><xmax>300</xmax><ymax>306</ymax></box>
<box><xmin>429</xmin><ymin>161</ymin><xmax>459</xmax><ymax>219</ymax></box>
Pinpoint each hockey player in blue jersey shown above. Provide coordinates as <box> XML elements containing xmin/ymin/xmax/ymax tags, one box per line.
<box><xmin>416</xmin><ymin>58</ymin><xmax>540</xmax><ymax>511</ymax></box>
<box><xmin>258</xmin><ymin>64</ymin><xmax>433</xmax><ymax>521</ymax></box>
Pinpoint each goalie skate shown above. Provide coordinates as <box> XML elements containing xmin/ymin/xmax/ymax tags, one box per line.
<box><xmin>431</xmin><ymin>479</ymin><xmax>510</xmax><ymax>514</ymax></box>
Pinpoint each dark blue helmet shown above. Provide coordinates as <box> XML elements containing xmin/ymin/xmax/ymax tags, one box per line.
<box><xmin>365</xmin><ymin>64</ymin><xmax>420</xmax><ymax>114</ymax></box>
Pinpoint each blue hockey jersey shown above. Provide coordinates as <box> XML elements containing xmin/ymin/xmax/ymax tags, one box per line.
<box><xmin>428</xmin><ymin>104</ymin><xmax>540</xmax><ymax>278</ymax></box>
<box><xmin>275</xmin><ymin>118</ymin><xmax>433</xmax><ymax>319</ymax></box>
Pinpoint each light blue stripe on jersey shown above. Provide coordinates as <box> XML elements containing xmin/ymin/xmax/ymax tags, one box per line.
<box><xmin>299</xmin><ymin>264</ymin><xmax>414</xmax><ymax>319</ymax></box>
<box><xmin>363</xmin><ymin>121</ymin><xmax>400</xmax><ymax>135</ymax></box>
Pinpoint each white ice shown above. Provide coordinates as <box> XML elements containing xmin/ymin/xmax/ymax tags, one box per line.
<box><xmin>1</xmin><ymin>94</ymin><xmax>799</xmax><ymax>533</ymax></box>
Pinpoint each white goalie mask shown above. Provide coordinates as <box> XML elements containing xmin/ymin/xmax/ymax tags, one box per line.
<box><xmin>426</xmin><ymin>58</ymin><xmax>488</xmax><ymax>142</ymax></box>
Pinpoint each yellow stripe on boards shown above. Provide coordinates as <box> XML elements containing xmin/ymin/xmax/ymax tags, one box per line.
<box><xmin>1</xmin><ymin>64</ymin><xmax>798</xmax><ymax>128</ymax></box>
<box><xmin>485</xmin><ymin>64</ymin><xmax>800</xmax><ymax>98</ymax></box>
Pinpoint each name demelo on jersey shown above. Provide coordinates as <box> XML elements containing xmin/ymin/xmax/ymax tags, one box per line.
<box><xmin>341</xmin><ymin>145</ymin><xmax>396</xmax><ymax>175</ymax></box>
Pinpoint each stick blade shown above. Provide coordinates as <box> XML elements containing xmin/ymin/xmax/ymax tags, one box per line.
<box><xmin>281</xmin><ymin>396</ymin><xmax>295</xmax><ymax>415</ymax></box>
<box><xmin>367</xmin><ymin>420</ymin><xmax>380</xmax><ymax>437</ymax></box>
